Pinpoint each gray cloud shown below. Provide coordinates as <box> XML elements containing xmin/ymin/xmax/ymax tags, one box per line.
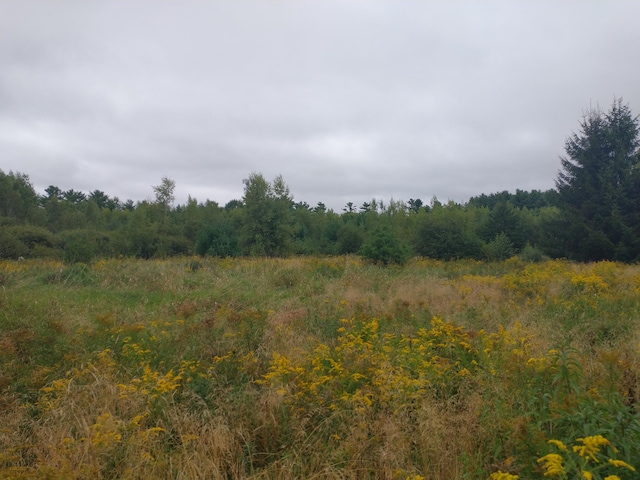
<box><xmin>1</xmin><ymin>0</ymin><xmax>639</xmax><ymax>211</ymax></box>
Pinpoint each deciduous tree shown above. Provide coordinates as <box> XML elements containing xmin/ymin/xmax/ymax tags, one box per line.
<box><xmin>241</xmin><ymin>173</ymin><xmax>294</xmax><ymax>257</ymax></box>
<box><xmin>0</xmin><ymin>170</ymin><xmax>40</xmax><ymax>222</ymax></box>
<box><xmin>153</xmin><ymin>177</ymin><xmax>176</xmax><ymax>221</ymax></box>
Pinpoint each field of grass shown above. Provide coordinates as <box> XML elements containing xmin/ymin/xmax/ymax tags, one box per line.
<box><xmin>1</xmin><ymin>256</ymin><xmax>639</xmax><ymax>479</ymax></box>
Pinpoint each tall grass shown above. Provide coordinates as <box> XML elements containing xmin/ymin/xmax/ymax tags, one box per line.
<box><xmin>1</xmin><ymin>257</ymin><xmax>639</xmax><ymax>479</ymax></box>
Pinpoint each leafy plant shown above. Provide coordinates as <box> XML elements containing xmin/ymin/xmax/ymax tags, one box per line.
<box><xmin>360</xmin><ymin>226</ymin><xmax>411</xmax><ymax>265</ymax></box>
<box><xmin>483</xmin><ymin>233</ymin><xmax>515</xmax><ymax>261</ymax></box>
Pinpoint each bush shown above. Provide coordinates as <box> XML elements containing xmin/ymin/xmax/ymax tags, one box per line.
<box><xmin>414</xmin><ymin>210</ymin><xmax>483</xmax><ymax>260</ymax></box>
<box><xmin>159</xmin><ymin>235</ymin><xmax>192</xmax><ymax>257</ymax></box>
<box><xmin>360</xmin><ymin>226</ymin><xmax>410</xmax><ymax>265</ymax></box>
<box><xmin>337</xmin><ymin>224</ymin><xmax>364</xmax><ymax>254</ymax></box>
<box><xmin>59</xmin><ymin>230</ymin><xmax>113</xmax><ymax>263</ymax></box>
<box><xmin>519</xmin><ymin>243</ymin><xmax>547</xmax><ymax>262</ymax></box>
<box><xmin>196</xmin><ymin>224</ymin><xmax>240</xmax><ymax>258</ymax></box>
<box><xmin>0</xmin><ymin>229</ymin><xmax>29</xmax><ymax>259</ymax></box>
<box><xmin>59</xmin><ymin>230</ymin><xmax>98</xmax><ymax>263</ymax></box>
<box><xmin>483</xmin><ymin>233</ymin><xmax>515</xmax><ymax>261</ymax></box>
<box><xmin>0</xmin><ymin>225</ymin><xmax>57</xmax><ymax>259</ymax></box>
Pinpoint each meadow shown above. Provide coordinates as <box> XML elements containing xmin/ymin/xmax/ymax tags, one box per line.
<box><xmin>1</xmin><ymin>256</ymin><xmax>639</xmax><ymax>479</ymax></box>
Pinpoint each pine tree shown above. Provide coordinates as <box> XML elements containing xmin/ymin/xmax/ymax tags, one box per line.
<box><xmin>556</xmin><ymin>99</ymin><xmax>640</xmax><ymax>261</ymax></box>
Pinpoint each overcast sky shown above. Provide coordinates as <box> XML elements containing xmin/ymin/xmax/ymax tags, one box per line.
<box><xmin>1</xmin><ymin>1</ymin><xmax>639</xmax><ymax>211</ymax></box>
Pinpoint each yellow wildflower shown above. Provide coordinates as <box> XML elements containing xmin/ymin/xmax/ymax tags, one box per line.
<box><xmin>573</xmin><ymin>435</ymin><xmax>610</xmax><ymax>462</ymax></box>
<box><xmin>89</xmin><ymin>413</ymin><xmax>122</xmax><ymax>448</ymax></box>
<box><xmin>537</xmin><ymin>453</ymin><xmax>565</xmax><ymax>477</ymax></box>
<box><xmin>141</xmin><ymin>427</ymin><xmax>166</xmax><ymax>440</ymax></box>
<box><xmin>180</xmin><ymin>434</ymin><xmax>199</xmax><ymax>445</ymax></box>
<box><xmin>582</xmin><ymin>471</ymin><xmax>593</xmax><ymax>480</ymax></box>
<box><xmin>603</xmin><ymin>476</ymin><xmax>621</xmax><ymax>480</ymax></box>
<box><xmin>130</xmin><ymin>414</ymin><xmax>147</xmax><ymax>426</ymax></box>
<box><xmin>607</xmin><ymin>459</ymin><xmax>636</xmax><ymax>471</ymax></box>
<box><xmin>548</xmin><ymin>439</ymin><xmax>568</xmax><ymax>452</ymax></box>
<box><xmin>489</xmin><ymin>472</ymin><xmax>519</xmax><ymax>480</ymax></box>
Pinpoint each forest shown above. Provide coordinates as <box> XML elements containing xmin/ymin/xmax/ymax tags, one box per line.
<box><xmin>1</xmin><ymin>100</ymin><xmax>639</xmax><ymax>264</ymax></box>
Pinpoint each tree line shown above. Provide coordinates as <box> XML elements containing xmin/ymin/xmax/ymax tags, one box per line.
<box><xmin>1</xmin><ymin>99</ymin><xmax>638</xmax><ymax>264</ymax></box>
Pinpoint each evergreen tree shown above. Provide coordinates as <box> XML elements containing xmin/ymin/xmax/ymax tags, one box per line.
<box><xmin>480</xmin><ymin>201</ymin><xmax>527</xmax><ymax>251</ymax></box>
<box><xmin>407</xmin><ymin>198</ymin><xmax>423</xmax><ymax>213</ymax></box>
<box><xmin>556</xmin><ymin>99</ymin><xmax>640</xmax><ymax>261</ymax></box>
<box><xmin>89</xmin><ymin>190</ymin><xmax>110</xmax><ymax>209</ymax></box>
<box><xmin>343</xmin><ymin>202</ymin><xmax>356</xmax><ymax>213</ymax></box>
<box><xmin>63</xmin><ymin>189</ymin><xmax>87</xmax><ymax>204</ymax></box>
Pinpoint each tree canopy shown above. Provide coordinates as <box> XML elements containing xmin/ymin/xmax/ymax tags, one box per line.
<box><xmin>2</xmin><ymin>100</ymin><xmax>639</xmax><ymax>264</ymax></box>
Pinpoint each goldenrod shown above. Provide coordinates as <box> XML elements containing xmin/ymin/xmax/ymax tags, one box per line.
<box><xmin>489</xmin><ymin>472</ymin><xmax>519</xmax><ymax>480</ymax></box>
<box><xmin>547</xmin><ymin>439</ymin><xmax>568</xmax><ymax>452</ymax></box>
<box><xmin>607</xmin><ymin>459</ymin><xmax>636</xmax><ymax>471</ymax></box>
<box><xmin>537</xmin><ymin>453</ymin><xmax>565</xmax><ymax>477</ymax></box>
<box><xmin>573</xmin><ymin>435</ymin><xmax>610</xmax><ymax>462</ymax></box>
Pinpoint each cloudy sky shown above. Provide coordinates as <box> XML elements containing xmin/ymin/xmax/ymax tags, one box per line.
<box><xmin>1</xmin><ymin>1</ymin><xmax>639</xmax><ymax>211</ymax></box>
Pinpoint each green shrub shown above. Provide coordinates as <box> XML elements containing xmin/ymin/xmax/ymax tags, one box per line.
<box><xmin>157</xmin><ymin>235</ymin><xmax>191</xmax><ymax>257</ymax></box>
<box><xmin>0</xmin><ymin>225</ymin><xmax>57</xmax><ymax>259</ymax></box>
<box><xmin>337</xmin><ymin>224</ymin><xmax>364</xmax><ymax>254</ymax></box>
<box><xmin>0</xmin><ymin>229</ymin><xmax>29</xmax><ymax>259</ymax></box>
<box><xmin>519</xmin><ymin>243</ymin><xmax>547</xmax><ymax>262</ymax></box>
<box><xmin>483</xmin><ymin>233</ymin><xmax>515</xmax><ymax>261</ymax></box>
<box><xmin>360</xmin><ymin>226</ymin><xmax>410</xmax><ymax>265</ymax></box>
<box><xmin>196</xmin><ymin>223</ymin><xmax>240</xmax><ymax>257</ymax></box>
<box><xmin>59</xmin><ymin>230</ymin><xmax>98</xmax><ymax>263</ymax></box>
<box><xmin>414</xmin><ymin>210</ymin><xmax>483</xmax><ymax>260</ymax></box>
